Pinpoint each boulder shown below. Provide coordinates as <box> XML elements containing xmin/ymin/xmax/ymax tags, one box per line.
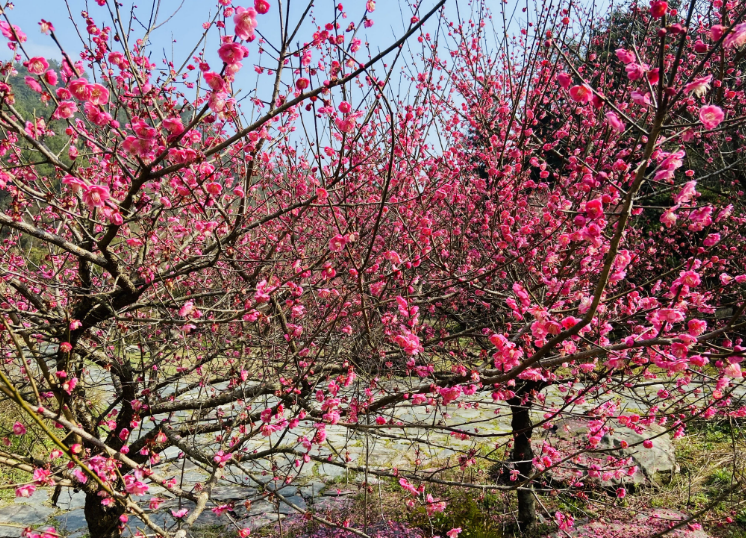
<box><xmin>533</xmin><ymin>418</ymin><xmax>677</xmax><ymax>488</ymax></box>
<box><xmin>0</xmin><ymin>504</ymin><xmax>55</xmax><ymax>526</ymax></box>
<box><xmin>0</xmin><ymin>503</ymin><xmax>56</xmax><ymax>538</ymax></box>
<box><xmin>546</xmin><ymin>510</ymin><xmax>709</xmax><ymax>538</ymax></box>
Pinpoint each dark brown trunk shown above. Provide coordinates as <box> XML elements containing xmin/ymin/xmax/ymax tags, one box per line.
<box><xmin>84</xmin><ymin>491</ymin><xmax>125</xmax><ymax>538</ymax></box>
<box><xmin>508</xmin><ymin>382</ymin><xmax>537</xmax><ymax>530</ymax></box>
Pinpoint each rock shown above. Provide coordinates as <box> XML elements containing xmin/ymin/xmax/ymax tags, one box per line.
<box><xmin>245</xmin><ymin>500</ymin><xmax>274</xmax><ymax>517</ymax></box>
<box><xmin>54</xmin><ymin>488</ymin><xmax>86</xmax><ymax>510</ymax></box>
<box><xmin>535</xmin><ymin>418</ymin><xmax>677</xmax><ymax>488</ymax></box>
<box><xmin>297</xmin><ymin>480</ymin><xmax>326</xmax><ymax>498</ymax></box>
<box><xmin>237</xmin><ymin>512</ymin><xmax>286</xmax><ymax>531</ymax></box>
<box><xmin>602</xmin><ymin>425</ymin><xmax>678</xmax><ymax>486</ymax></box>
<box><xmin>266</xmin><ymin>484</ymin><xmax>297</xmax><ymax>496</ymax></box>
<box><xmin>160</xmin><ymin>446</ymin><xmax>182</xmax><ymax>460</ymax></box>
<box><xmin>0</xmin><ymin>504</ymin><xmax>55</xmax><ymax>526</ymax></box>
<box><xmin>277</xmin><ymin>495</ymin><xmax>307</xmax><ymax>514</ymax></box>
<box><xmin>180</xmin><ymin>469</ymin><xmax>210</xmax><ymax>484</ymax></box>
<box><xmin>212</xmin><ymin>485</ymin><xmax>256</xmax><ymax>501</ymax></box>
<box><xmin>311</xmin><ymin>460</ymin><xmax>353</xmax><ymax>481</ymax></box>
<box><xmin>188</xmin><ymin>509</ymin><xmax>224</xmax><ymax>527</ymax></box>
<box><xmin>122</xmin><ymin>512</ymin><xmax>175</xmax><ymax>537</ymax></box>
<box><xmin>155</xmin><ymin>498</ymin><xmax>195</xmax><ymax>512</ymax></box>
<box><xmin>354</xmin><ymin>475</ymin><xmax>383</xmax><ymax>486</ymax></box>
<box><xmin>546</xmin><ymin>510</ymin><xmax>710</xmax><ymax>538</ymax></box>
<box><xmin>321</xmin><ymin>487</ymin><xmax>357</xmax><ymax>497</ymax></box>
<box><xmin>55</xmin><ymin>509</ymin><xmax>88</xmax><ymax>534</ymax></box>
<box><xmin>0</xmin><ymin>526</ymin><xmax>22</xmax><ymax>538</ymax></box>
<box><xmin>13</xmin><ymin>488</ymin><xmax>49</xmax><ymax>507</ymax></box>
<box><xmin>181</xmin><ymin>458</ymin><xmax>199</xmax><ymax>470</ymax></box>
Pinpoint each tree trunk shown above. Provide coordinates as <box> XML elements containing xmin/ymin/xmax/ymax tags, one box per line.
<box><xmin>84</xmin><ymin>490</ymin><xmax>125</xmax><ymax>538</ymax></box>
<box><xmin>508</xmin><ymin>383</ymin><xmax>537</xmax><ymax>530</ymax></box>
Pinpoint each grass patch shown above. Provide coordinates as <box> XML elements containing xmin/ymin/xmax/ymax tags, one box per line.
<box><xmin>410</xmin><ymin>489</ymin><xmax>505</xmax><ymax>538</ymax></box>
<box><xmin>648</xmin><ymin>419</ymin><xmax>746</xmax><ymax>538</ymax></box>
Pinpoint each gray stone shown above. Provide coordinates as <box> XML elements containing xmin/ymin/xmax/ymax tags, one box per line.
<box><xmin>161</xmin><ymin>445</ymin><xmax>182</xmax><ymax>459</ymax></box>
<box><xmin>266</xmin><ymin>484</ymin><xmax>296</xmax><ymax>496</ymax></box>
<box><xmin>157</xmin><ymin>499</ymin><xmax>196</xmax><ymax>513</ymax></box>
<box><xmin>13</xmin><ymin>488</ymin><xmax>49</xmax><ymax>507</ymax></box>
<box><xmin>322</xmin><ymin>487</ymin><xmax>357</xmax><ymax>497</ymax></box>
<box><xmin>122</xmin><ymin>511</ymin><xmax>175</xmax><ymax>537</ymax></box>
<box><xmin>54</xmin><ymin>489</ymin><xmax>86</xmax><ymax>510</ymax></box>
<box><xmin>599</xmin><ymin>425</ymin><xmax>678</xmax><ymax>485</ymax></box>
<box><xmin>55</xmin><ymin>508</ymin><xmax>88</xmax><ymax>533</ymax></box>
<box><xmin>0</xmin><ymin>526</ymin><xmax>22</xmax><ymax>538</ymax></box>
<box><xmin>538</xmin><ymin>419</ymin><xmax>677</xmax><ymax>488</ymax></box>
<box><xmin>313</xmin><ymin>462</ymin><xmax>347</xmax><ymax>480</ymax></box>
<box><xmin>246</xmin><ymin>501</ymin><xmax>274</xmax><ymax>516</ymax></box>
<box><xmin>354</xmin><ymin>475</ymin><xmax>382</xmax><ymax>485</ymax></box>
<box><xmin>277</xmin><ymin>495</ymin><xmax>306</xmax><ymax>514</ymax></box>
<box><xmin>546</xmin><ymin>510</ymin><xmax>710</xmax><ymax>537</ymax></box>
<box><xmin>212</xmin><ymin>485</ymin><xmax>256</xmax><ymax>501</ymax></box>
<box><xmin>0</xmin><ymin>504</ymin><xmax>55</xmax><ymax>526</ymax></box>
<box><xmin>190</xmin><ymin>509</ymin><xmax>225</xmax><ymax>527</ymax></box>
<box><xmin>297</xmin><ymin>481</ymin><xmax>326</xmax><ymax>497</ymax></box>
<box><xmin>181</xmin><ymin>459</ymin><xmax>199</xmax><ymax>470</ymax></box>
<box><xmin>237</xmin><ymin>512</ymin><xmax>285</xmax><ymax>530</ymax></box>
<box><xmin>180</xmin><ymin>469</ymin><xmax>209</xmax><ymax>484</ymax></box>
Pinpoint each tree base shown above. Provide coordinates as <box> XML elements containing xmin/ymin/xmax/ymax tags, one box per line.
<box><xmin>84</xmin><ymin>491</ymin><xmax>126</xmax><ymax>538</ymax></box>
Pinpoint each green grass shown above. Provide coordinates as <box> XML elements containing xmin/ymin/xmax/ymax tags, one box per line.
<box><xmin>650</xmin><ymin>420</ymin><xmax>746</xmax><ymax>538</ymax></box>
<box><xmin>407</xmin><ymin>488</ymin><xmax>506</xmax><ymax>538</ymax></box>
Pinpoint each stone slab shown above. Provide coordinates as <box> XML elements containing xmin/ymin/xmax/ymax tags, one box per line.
<box><xmin>0</xmin><ymin>504</ymin><xmax>55</xmax><ymax>526</ymax></box>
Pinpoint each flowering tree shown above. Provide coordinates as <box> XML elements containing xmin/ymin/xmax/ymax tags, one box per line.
<box><xmin>0</xmin><ymin>0</ymin><xmax>745</xmax><ymax>537</ymax></box>
<box><xmin>424</xmin><ymin>0</ymin><xmax>746</xmax><ymax>524</ymax></box>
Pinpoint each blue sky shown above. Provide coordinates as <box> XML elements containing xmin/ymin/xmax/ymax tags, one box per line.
<box><xmin>0</xmin><ymin>0</ymin><xmax>532</xmax><ymax>70</ymax></box>
<box><xmin>2</xmin><ymin>0</ymin><xmax>532</xmax><ymax>147</ymax></box>
<box><xmin>1</xmin><ymin>0</ymin><xmax>489</xmax><ymax>114</ymax></box>
<box><xmin>1</xmin><ymin>0</ymin><xmax>476</xmax><ymax>72</ymax></box>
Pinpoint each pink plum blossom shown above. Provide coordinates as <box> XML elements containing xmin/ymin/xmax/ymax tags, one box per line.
<box><xmin>699</xmin><ymin>105</ymin><xmax>725</xmax><ymax>130</ymax></box>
